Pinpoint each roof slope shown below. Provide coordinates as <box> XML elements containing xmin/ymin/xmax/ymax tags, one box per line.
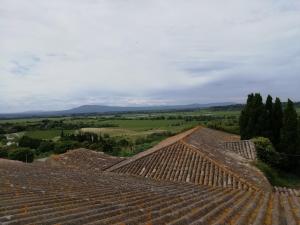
<box><xmin>108</xmin><ymin>126</ymin><xmax>270</xmax><ymax>191</ymax></box>
<box><xmin>110</xmin><ymin>141</ymin><xmax>255</xmax><ymax>190</ymax></box>
<box><xmin>184</xmin><ymin>127</ymin><xmax>269</xmax><ymax>190</ymax></box>
<box><xmin>46</xmin><ymin>148</ymin><xmax>124</xmax><ymax>171</ymax></box>
<box><xmin>106</xmin><ymin>127</ymin><xmax>199</xmax><ymax>171</ymax></box>
<box><xmin>0</xmin><ymin>159</ymin><xmax>299</xmax><ymax>225</ymax></box>
<box><xmin>222</xmin><ymin>140</ymin><xmax>257</xmax><ymax>160</ymax></box>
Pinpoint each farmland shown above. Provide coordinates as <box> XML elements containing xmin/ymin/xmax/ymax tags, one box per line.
<box><xmin>0</xmin><ymin>104</ymin><xmax>298</xmax><ymax>159</ymax></box>
<box><xmin>26</xmin><ymin>129</ymin><xmax>74</xmax><ymax>140</ymax></box>
<box><xmin>0</xmin><ymin>108</ymin><xmax>240</xmax><ymax>159</ymax></box>
<box><xmin>0</xmin><ymin>108</ymin><xmax>241</xmax><ymax>138</ymax></box>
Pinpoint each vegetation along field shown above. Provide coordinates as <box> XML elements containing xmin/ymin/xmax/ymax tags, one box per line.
<box><xmin>0</xmin><ymin>107</ymin><xmax>240</xmax><ymax>158</ymax></box>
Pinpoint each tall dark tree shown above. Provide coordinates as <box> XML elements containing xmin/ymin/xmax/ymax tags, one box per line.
<box><xmin>240</xmin><ymin>93</ymin><xmax>254</xmax><ymax>139</ymax></box>
<box><xmin>240</xmin><ymin>93</ymin><xmax>267</xmax><ymax>139</ymax></box>
<box><xmin>264</xmin><ymin>95</ymin><xmax>273</xmax><ymax>139</ymax></box>
<box><xmin>271</xmin><ymin>97</ymin><xmax>283</xmax><ymax>146</ymax></box>
<box><xmin>248</xmin><ymin>93</ymin><xmax>266</xmax><ymax>138</ymax></box>
<box><xmin>280</xmin><ymin>99</ymin><xmax>299</xmax><ymax>170</ymax></box>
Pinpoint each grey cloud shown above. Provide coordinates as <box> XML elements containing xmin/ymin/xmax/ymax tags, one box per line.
<box><xmin>182</xmin><ymin>61</ymin><xmax>241</xmax><ymax>74</ymax></box>
<box><xmin>0</xmin><ymin>0</ymin><xmax>300</xmax><ymax>112</ymax></box>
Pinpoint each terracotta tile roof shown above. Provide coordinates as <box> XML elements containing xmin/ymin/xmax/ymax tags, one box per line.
<box><xmin>0</xmin><ymin>160</ymin><xmax>299</xmax><ymax>224</ymax></box>
<box><xmin>108</xmin><ymin>126</ymin><xmax>269</xmax><ymax>191</ymax></box>
<box><xmin>222</xmin><ymin>140</ymin><xmax>257</xmax><ymax>160</ymax></box>
<box><xmin>46</xmin><ymin>148</ymin><xmax>125</xmax><ymax>171</ymax></box>
<box><xmin>183</xmin><ymin>127</ymin><xmax>270</xmax><ymax>191</ymax></box>
<box><xmin>110</xmin><ymin>141</ymin><xmax>255</xmax><ymax>190</ymax></box>
<box><xmin>1</xmin><ymin>126</ymin><xmax>300</xmax><ymax>224</ymax></box>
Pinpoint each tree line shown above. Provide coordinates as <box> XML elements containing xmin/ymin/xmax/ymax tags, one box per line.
<box><xmin>240</xmin><ymin>93</ymin><xmax>300</xmax><ymax>172</ymax></box>
<box><xmin>0</xmin><ymin>129</ymin><xmax>175</xmax><ymax>162</ymax></box>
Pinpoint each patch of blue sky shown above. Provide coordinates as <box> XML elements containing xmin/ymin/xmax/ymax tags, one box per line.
<box><xmin>9</xmin><ymin>55</ymin><xmax>41</xmax><ymax>76</ymax></box>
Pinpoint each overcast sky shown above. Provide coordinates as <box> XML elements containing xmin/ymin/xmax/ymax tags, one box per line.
<box><xmin>1</xmin><ymin>0</ymin><xmax>300</xmax><ymax>113</ymax></box>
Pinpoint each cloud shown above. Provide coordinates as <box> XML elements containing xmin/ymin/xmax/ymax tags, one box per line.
<box><xmin>0</xmin><ymin>0</ymin><xmax>300</xmax><ymax>112</ymax></box>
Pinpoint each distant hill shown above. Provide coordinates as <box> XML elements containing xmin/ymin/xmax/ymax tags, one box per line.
<box><xmin>62</xmin><ymin>103</ymin><xmax>235</xmax><ymax>114</ymax></box>
<box><xmin>0</xmin><ymin>102</ymin><xmax>235</xmax><ymax>119</ymax></box>
<box><xmin>1</xmin><ymin>101</ymin><xmax>298</xmax><ymax>119</ymax></box>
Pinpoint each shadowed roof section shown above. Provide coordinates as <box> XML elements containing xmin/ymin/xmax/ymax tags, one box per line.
<box><xmin>107</xmin><ymin>126</ymin><xmax>271</xmax><ymax>191</ymax></box>
<box><xmin>46</xmin><ymin>148</ymin><xmax>125</xmax><ymax>171</ymax></box>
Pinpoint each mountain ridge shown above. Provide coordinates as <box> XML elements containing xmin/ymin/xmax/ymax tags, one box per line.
<box><xmin>0</xmin><ymin>102</ymin><xmax>235</xmax><ymax>119</ymax></box>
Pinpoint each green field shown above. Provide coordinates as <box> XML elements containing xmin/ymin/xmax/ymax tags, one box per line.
<box><xmin>76</xmin><ymin>118</ymin><xmax>199</xmax><ymax>142</ymax></box>
<box><xmin>0</xmin><ymin>117</ymin><xmax>70</xmax><ymax>124</ymax></box>
<box><xmin>25</xmin><ymin>130</ymin><xmax>74</xmax><ymax>140</ymax></box>
<box><xmin>0</xmin><ymin>108</ymin><xmax>240</xmax><ymax>136</ymax></box>
<box><xmin>0</xmin><ymin>108</ymin><xmax>239</xmax><ymax>158</ymax></box>
<box><xmin>18</xmin><ymin>118</ymin><xmax>200</xmax><ymax>141</ymax></box>
<box><xmin>4</xmin><ymin>104</ymin><xmax>298</xmax><ymax>142</ymax></box>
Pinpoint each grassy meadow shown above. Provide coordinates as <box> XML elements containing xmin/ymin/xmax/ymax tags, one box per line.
<box><xmin>25</xmin><ymin>130</ymin><xmax>74</xmax><ymax>140</ymax></box>
<box><xmin>0</xmin><ymin>108</ymin><xmax>240</xmax><ymax>156</ymax></box>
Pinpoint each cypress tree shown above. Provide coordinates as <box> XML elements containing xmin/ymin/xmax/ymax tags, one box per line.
<box><xmin>240</xmin><ymin>93</ymin><xmax>266</xmax><ymax>139</ymax></box>
<box><xmin>239</xmin><ymin>93</ymin><xmax>254</xmax><ymax>139</ymax></box>
<box><xmin>250</xmin><ymin>93</ymin><xmax>266</xmax><ymax>138</ymax></box>
<box><xmin>271</xmin><ymin>98</ymin><xmax>283</xmax><ymax>146</ymax></box>
<box><xmin>264</xmin><ymin>95</ymin><xmax>273</xmax><ymax>139</ymax></box>
<box><xmin>280</xmin><ymin>99</ymin><xmax>299</xmax><ymax>170</ymax></box>
<box><xmin>247</xmin><ymin>93</ymin><xmax>254</xmax><ymax>105</ymax></box>
<box><xmin>245</xmin><ymin>93</ymin><xmax>257</xmax><ymax>139</ymax></box>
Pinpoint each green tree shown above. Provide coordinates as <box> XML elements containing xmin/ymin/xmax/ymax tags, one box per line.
<box><xmin>253</xmin><ymin>93</ymin><xmax>267</xmax><ymax>137</ymax></box>
<box><xmin>271</xmin><ymin>98</ymin><xmax>283</xmax><ymax>146</ymax></box>
<box><xmin>280</xmin><ymin>99</ymin><xmax>299</xmax><ymax>171</ymax></box>
<box><xmin>53</xmin><ymin>141</ymin><xmax>80</xmax><ymax>154</ymax></box>
<box><xmin>37</xmin><ymin>141</ymin><xmax>55</xmax><ymax>153</ymax></box>
<box><xmin>264</xmin><ymin>95</ymin><xmax>273</xmax><ymax>139</ymax></box>
<box><xmin>242</xmin><ymin>93</ymin><xmax>266</xmax><ymax>139</ymax></box>
<box><xmin>19</xmin><ymin>136</ymin><xmax>41</xmax><ymax>149</ymax></box>
<box><xmin>8</xmin><ymin>147</ymin><xmax>35</xmax><ymax>163</ymax></box>
<box><xmin>240</xmin><ymin>93</ymin><xmax>254</xmax><ymax>139</ymax></box>
<box><xmin>252</xmin><ymin>137</ymin><xmax>280</xmax><ymax>168</ymax></box>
